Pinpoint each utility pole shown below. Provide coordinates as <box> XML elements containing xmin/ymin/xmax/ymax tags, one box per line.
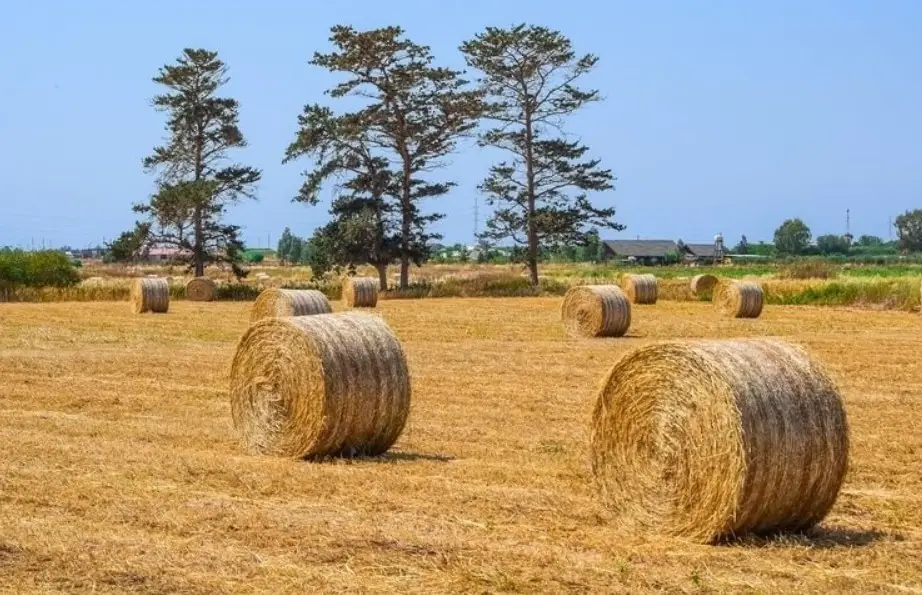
<box><xmin>845</xmin><ymin>208</ymin><xmax>853</xmax><ymax>245</ymax></box>
<box><xmin>473</xmin><ymin>196</ymin><xmax>479</xmax><ymax>243</ymax></box>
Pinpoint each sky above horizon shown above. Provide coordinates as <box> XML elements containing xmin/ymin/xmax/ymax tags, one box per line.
<box><xmin>1</xmin><ymin>0</ymin><xmax>920</xmax><ymax>250</ymax></box>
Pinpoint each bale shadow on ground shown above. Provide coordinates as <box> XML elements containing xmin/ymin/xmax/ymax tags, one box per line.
<box><xmin>722</xmin><ymin>525</ymin><xmax>896</xmax><ymax>550</ymax></box>
<box><xmin>307</xmin><ymin>450</ymin><xmax>455</xmax><ymax>465</ymax></box>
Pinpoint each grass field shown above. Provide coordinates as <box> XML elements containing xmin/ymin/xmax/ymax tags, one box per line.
<box><xmin>1</xmin><ymin>299</ymin><xmax>921</xmax><ymax>593</ymax></box>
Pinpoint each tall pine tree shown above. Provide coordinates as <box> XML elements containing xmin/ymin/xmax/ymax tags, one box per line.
<box><xmin>137</xmin><ymin>48</ymin><xmax>261</xmax><ymax>277</ymax></box>
<box><xmin>309</xmin><ymin>26</ymin><xmax>483</xmax><ymax>289</ymax></box>
<box><xmin>461</xmin><ymin>25</ymin><xmax>621</xmax><ymax>285</ymax></box>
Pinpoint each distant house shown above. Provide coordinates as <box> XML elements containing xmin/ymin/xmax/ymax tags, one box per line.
<box><xmin>143</xmin><ymin>244</ymin><xmax>193</xmax><ymax>263</ymax></box>
<box><xmin>684</xmin><ymin>243</ymin><xmax>719</xmax><ymax>264</ymax></box>
<box><xmin>602</xmin><ymin>239</ymin><xmax>680</xmax><ymax>265</ymax></box>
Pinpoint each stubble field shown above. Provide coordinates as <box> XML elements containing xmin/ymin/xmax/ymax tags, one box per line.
<box><xmin>0</xmin><ymin>298</ymin><xmax>920</xmax><ymax>593</ymax></box>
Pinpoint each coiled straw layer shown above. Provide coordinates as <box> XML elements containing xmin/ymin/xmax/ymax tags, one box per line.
<box><xmin>343</xmin><ymin>277</ymin><xmax>378</xmax><ymax>308</ymax></box>
<box><xmin>250</xmin><ymin>289</ymin><xmax>332</xmax><ymax>322</ymax></box>
<box><xmin>690</xmin><ymin>274</ymin><xmax>719</xmax><ymax>298</ymax></box>
<box><xmin>129</xmin><ymin>278</ymin><xmax>169</xmax><ymax>314</ymax></box>
<box><xmin>561</xmin><ymin>285</ymin><xmax>631</xmax><ymax>338</ymax></box>
<box><xmin>715</xmin><ymin>281</ymin><xmax>764</xmax><ymax>318</ymax></box>
<box><xmin>591</xmin><ymin>338</ymin><xmax>849</xmax><ymax>543</ymax></box>
<box><xmin>229</xmin><ymin>312</ymin><xmax>411</xmax><ymax>459</ymax></box>
<box><xmin>621</xmin><ymin>274</ymin><xmax>658</xmax><ymax>304</ymax></box>
<box><xmin>185</xmin><ymin>277</ymin><xmax>216</xmax><ymax>302</ymax></box>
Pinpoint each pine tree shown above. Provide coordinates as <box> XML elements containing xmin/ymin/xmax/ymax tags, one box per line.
<box><xmin>137</xmin><ymin>48</ymin><xmax>261</xmax><ymax>277</ymax></box>
<box><xmin>461</xmin><ymin>25</ymin><xmax>622</xmax><ymax>285</ymax></box>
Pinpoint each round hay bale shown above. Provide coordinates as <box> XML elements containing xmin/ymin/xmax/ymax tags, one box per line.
<box><xmin>250</xmin><ymin>288</ymin><xmax>332</xmax><ymax>322</ymax></box>
<box><xmin>591</xmin><ymin>338</ymin><xmax>849</xmax><ymax>543</ymax></box>
<box><xmin>561</xmin><ymin>285</ymin><xmax>631</xmax><ymax>338</ymax></box>
<box><xmin>230</xmin><ymin>312</ymin><xmax>411</xmax><ymax>458</ymax></box>
<box><xmin>621</xmin><ymin>274</ymin><xmax>658</xmax><ymax>304</ymax></box>
<box><xmin>342</xmin><ymin>277</ymin><xmax>378</xmax><ymax>308</ymax></box>
<box><xmin>185</xmin><ymin>277</ymin><xmax>216</xmax><ymax>302</ymax></box>
<box><xmin>690</xmin><ymin>274</ymin><xmax>719</xmax><ymax>298</ymax></box>
<box><xmin>129</xmin><ymin>278</ymin><xmax>169</xmax><ymax>314</ymax></box>
<box><xmin>715</xmin><ymin>281</ymin><xmax>764</xmax><ymax>318</ymax></box>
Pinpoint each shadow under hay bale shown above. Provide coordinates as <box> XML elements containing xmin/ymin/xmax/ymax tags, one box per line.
<box><xmin>130</xmin><ymin>278</ymin><xmax>169</xmax><ymax>314</ymax></box>
<box><xmin>621</xmin><ymin>274</ymin><xmax>658</xmax><ymax>304</ymax></box>
<box><xmin>230</xmin><ymin>312</ymin><xmax>411</xmax><ymax>459</ymax></box>
<box><xmin>250</xmin><ymin>288</ymin><xmax>332</xmax><ymax>322</ymax></box>
<box><xmin>591</xmin><ymin>338</ymin><xmax>849</xmax><ymax>544</ymax></box>
<box><xmin>690</xmin><ymin>274</ymin><xmax>719</xmax><ymax>299</ymax></box>
<box><xmin>715</xmin><ymin>280</ymin><xmax>764</xmax><ymax>318</ymax></box>
<box><xmin>343</xmin><ymin>277</ymin><xmax>378</xmax><ymax>308</ymax></box>
<box><xmin>185</xmin><ymin>277</ymin><xmax>216</xmax><ymax>302</ymax></box>
<box><xmin>560</xmin><ymin>285</ymin><xmax>631</xmax><ymax>338</ymax></box>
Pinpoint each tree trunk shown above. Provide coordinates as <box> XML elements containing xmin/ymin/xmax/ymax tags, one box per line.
<box><xmin>376</xmin><ymin>263</ymin><xmax>388</xmax><ymax>291</ymax></box>
<box><xmin>399</xmin><ymin>162</ymin><xmax>412</xmax><ymax>290</ymax></box>
<box><xmin>193</xmin><ymin>205</ymin><xmax>205</xmax><ymax>278</ymax></box>
<box><xmin>524</xmin><ymin>111</ymin><xmax>539</xmax><ymax>287</ymax></box>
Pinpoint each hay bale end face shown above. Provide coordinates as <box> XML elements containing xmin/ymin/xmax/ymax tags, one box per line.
<box><xmin>591</xmin><ymin>338</ymin><xmax>849</xmax><ymax>543</ymax></box>
<box><xmin>230</xmin><ymin>312</ymin><xmax>411</xmax><ymax>459</ymax></box>
<box><xmin>561</xmin><ymin>285</ymin><xmax>631</xmax><ymax>338</ymax></box>
<box><xmin>690</xmin><ymin>274</ymin><xmax>719</xmax><ymax>298</ymax></box>
<box><xmin>130</xmin><ymin>278</ymin><xmax>170</xmax><ymax>314</ymax></box>
<box><xmin>621</xmin><ymin>274</ymin><xmax>658</xmax><ymax>304</ymax></box>
<box><xmin>250</xmin><ymin>288</ymin><xmax>332</xmax><ymax>322</ymax></box>
<box><xmin>715</xmin><ymin>281</ymin><xmax>764</xmax><ymax>318</ymax></box>
<box><xmin>186</xmin><ymin>277</ymin><xmax>216</xmax><ymax>302</ymax></box>
<box><xmin>343</xmin><ymin>277</ymin><xmax>378</xmax><ymax>308</ymax></box>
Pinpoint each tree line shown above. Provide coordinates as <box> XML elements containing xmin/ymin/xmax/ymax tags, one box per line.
<box><xmin>111</xmin><ymin>24</ymin><xmax>621</xmax><ymax>289</ymax></box>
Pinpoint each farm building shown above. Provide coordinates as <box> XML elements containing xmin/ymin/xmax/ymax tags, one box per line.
<box><xmin>684</xmin><ymin>243</ymin><xmax>720</xmax><ymax>264</ymax></box>
<box><xmin>601</xmin><ymin>240</ymin><xmax>680</xmax><ymax>265</ymax></box>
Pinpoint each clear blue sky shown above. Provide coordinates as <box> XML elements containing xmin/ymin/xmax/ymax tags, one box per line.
<box><xmin>1</xmin><ymin>0</ymin><xmax>919</xmax><ymax>250</ymax></box>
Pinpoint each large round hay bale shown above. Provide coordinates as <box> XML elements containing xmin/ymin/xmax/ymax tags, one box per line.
<box><xmin>690</xmin><ymin>274</ymin><xmax>719</xmax><ymax>298</ymax></box>
<box><xmin>230</xmin><ymin>312</ymin><xmax>411</xmax><ymax>458</ymax></box>
<box><xmin>591</xmin><ymin>338</ymin><xmax>849</xmax><ymax>543</ymax></box>
<box><xmin>561</xmin><ymin>285</ymin><xmax>631</xmax><ymax>338</ymax></box>
<box><xmin>342</xmin><ymin>277</ymin><xmax>378</xmax><ymax>308</ymax></box>
<box><xmin>250</xmin><ymin>288</ymin><xmax>332</xmax><ymax>322</ymax></box>
<box><xmin>185</xmin><ymin>277</ymin><xmax>216</xmax><ymax>302</ymax></box>
<box><xmin>129</xmin><ymin>278</ymin><xmax>169</xmax><ymax>314</ymax></box>
<box><xmin>621</xmin><ymin>274</ymin><xmax>658</xmax><ymax>304</ymax></box>
<box><xmin>715</xmin><ymin>281</ymin><xmax>763</xmax><ymax>318</ymax></box>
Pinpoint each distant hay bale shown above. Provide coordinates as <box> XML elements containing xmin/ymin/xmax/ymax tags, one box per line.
<box><xmin>690</xmin><ymin>274</ymin><xmax>719</xmax><ymax>298</ymax></box>
<box><xmin>561</xmin><ymin>285</ymin><xmax>631</xmax><ymax>338</ymax></box>
<box><xmin>621</xmin><ymin>274</ymin><xmax>658</xmax><ymax>304</ymax></box>
<box><xmin>250</xmin><ymin>288</ymin><xmax>332</xmax><ymax>322</ymax></box>
<box><xmin>130</xmin><ymin>278</ymin><xmax>169</xmax><ymax>314</ymax></box>
<box><xmin>230</xmin><ymin>312</ymin><xmax>411</xmax><ymax>458</ymax></box>
<box><xmin>185</xmin><ymin>277</ymin><xmax>216</xmax><ymax>302</ymax></box>
<box><xmin>715</xmin><ymin>281</ymin><xmax>764</xmax><ymax>318</ymax></box>
<box><xmin>591</xmin><ymin>338</ymin><xmax>849</xmax><ymax>543</ymax></box>
<box><xmin>342</xmin><ymin>277</ymin><xmax>378</xmax><ymax>308</ymax></box>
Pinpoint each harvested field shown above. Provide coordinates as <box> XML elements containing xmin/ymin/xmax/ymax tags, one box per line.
<box><xmin>0</xmin><ymin>299</ymin><xmax>920</xmax><ymax>592</ymax></box>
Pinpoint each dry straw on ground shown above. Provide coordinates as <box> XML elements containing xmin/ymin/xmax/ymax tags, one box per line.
<box><xmin>230</xmin><ymin>312</ymin><xmax>411</xmax><ymax>459</ymax></box>
<box><xmin>560</xmin><ymin>285</ymin><xmax>631</xmax><ymax>338</ymax></box>
<box><xmin>129</xmin><ymin>277</ymin><xmax>169</xmax><ymax>314</ymax></box>
<box><xmin>591</xmin><ymin>338</ymin><xmax>849</xmax><ymax>543</ymax></box>
<box><xmin>621</xmin><ymin>274</ymin><xmax>658</xmax><ymax>304</ymax></box>
<box><xmin>185</xmin><ymin>277</ymin><xmax>216</xmax><ymax>302</ymax></box>
<box><xmin>715</xmin><ymin>280</ymin><xmax>764</xmax><ymax>318</ymax></box>
<box><xmin>690</xmin><ymin>274</ymin><xmax>719</xmax><ymax>298</ymax></box>
<box><xmin>343</xmin><ymin>277</ymin><xmax>378</xmax><ymax>308</ymax></box>
<box><xmin>250</xmin><ymin>288</ymin><xmax>332</xmax><ymax>322</ymax></box>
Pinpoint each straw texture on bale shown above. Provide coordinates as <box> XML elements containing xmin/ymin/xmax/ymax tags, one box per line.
<box><xmin>129</xmin><ymin>278</ymin><xmax>169</xmax><ymax>314</ymax></box>
<box><xmin>250</xmin><ymin>288</ymin><xmax>332</xmax><ymax>322</ymax></box>
<box><xmin>229</xmin><ymin>312</ymin><xmax>411</xmax><ymax>458</ymax></box>
<box><xmin>343</xmin><ymin>277</ymin><xmax>378</xmax><ymax>308</ymax></box>
<box><xmin>690</xmin><ymin>274</ymin><xmax>719</xmax><ymax>297</ymax></box>
<box><xmin>715</xmin><ymin>280</ymin><xmax>764</xmax><ymax>318</ymax></box>
<box><xmin>185</xmin><ymin>277</ymin><xmax>216</xmax><ymax>302</ymax></box>
<box><xmin>621</xmin><ymin>274</ymin><xmax>658</xmax><ymax>304</ymax></box>
<box><xmin>561</xmin><ymin>285</ymin><xmax>631</xmax><ymax>338</ymax></box>
<box><xmin>591</xmin><ymin>338</ymin><xmax>849</xmax><ymax>543</ymax></box>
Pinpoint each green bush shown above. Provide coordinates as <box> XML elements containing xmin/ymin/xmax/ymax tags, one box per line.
<box><xmin>243</xmin><ymin>250</ymin><xmax>265</xmax><ymax>264</ymax></box>
<box><xmin>0</xmin><ymin>249</ymin><xmax>80</xmax><ymax>291</ymax></box>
